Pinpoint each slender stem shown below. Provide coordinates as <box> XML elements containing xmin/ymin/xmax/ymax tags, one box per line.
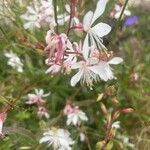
<box><xmin>0</xmin><ymin>26</ymin><xmax>9</xmax><ymax>42</ymax></box>
<box><xmin>67</xmin><ymin>1</ymin><xmax>73</xmax><ymax>35</ymax></box>
<box><xmin>53</xmin><ymin>0</ymin><xmax>59</xmax><ymax>33</ymax></box>
<box><xmin>111</xmin><ymin>0</ymin><xmax>130</xmax><ymax>44</ymax></box>
<box><xmin>118</xmin><ymin>0</ymin><xmax>130</xmax><ymax>23</ymax></box>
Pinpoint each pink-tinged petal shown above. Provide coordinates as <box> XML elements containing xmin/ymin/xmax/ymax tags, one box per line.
<box><xmin>0</xmin><ymin>113</ymin><xmax>7</xmax><ymax>134</ymax></box>
<box><xmin>108</xmin><ymin>57</ymin><xmax>123</xmax><ymax>65</ymax></box>
<box><xmin>46</xmin><ymin>64</ymin><xmax>61</xmax><ymax>74</ymax></box>
<box><xmin>82</xmin><ymin>34</ymin><xmax>89</xmax><ymax>59</ymax></box>
<box><xmin>92</xmin><ymin>23</ymin><xmax>111</xmax><ymax>37</ymax></box>
<box><xmin>83</xmin><ymin>11</ymin><xmax>93</xmax><ymax>30</ymax></box>
<box><xmin>70</xmin><ymin>70</ymin><xmax>83</xmax><ymax>86</ymax></box>
<box><xmin>91</xmin><ymin>0</ymin><xmax>109</xmax><ymax>24</ymax></box>
<box><xmin>0</xmin><ymin>120</ymin><xmax>3</xmax><ymax>134</ymax></box>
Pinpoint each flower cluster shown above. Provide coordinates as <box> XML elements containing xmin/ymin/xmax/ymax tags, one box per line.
<box><xmin>26</xmin><ymin>89</ymin><xmax>50</xmax><ymax>119</ymax></box>
<box><xmin>43</xmin><ymin>0</ymin><xmax>123</xmax><ymax>89</ymax></box>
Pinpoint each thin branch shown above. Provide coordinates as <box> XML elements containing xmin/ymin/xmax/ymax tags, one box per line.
<box><xmin>53</xmin><ymin>0</ymin><xmax>59</xmax><ymax>33</ymax></box>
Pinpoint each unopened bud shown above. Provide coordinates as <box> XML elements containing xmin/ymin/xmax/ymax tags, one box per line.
<box><xmin>97</xmin><ymin>93</ymin><xmax>104</xmax><ymax>101</ymax></box>
<box><xmin>113</xmin><ymin>111</ymin><xmax>120</xmax><ymax>120</ymax></box>
<box><xmin>100</xmin><ymin>103</ymin><xmax>108</xmax><ymax>115</ymax></box>
<box><xmin>111</xmin><ymin>97</ymin><xmax>119</xmax><ymax>105</ymax></box>
<box><xmin>121</xmin><ymin>108</ymin><xmax>134</xmax><ymax>113</ymax></box>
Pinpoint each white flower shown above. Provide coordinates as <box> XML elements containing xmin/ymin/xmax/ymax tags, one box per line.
<box><xmin>21</xmin><ymin>0</ymin><xmax>55</xmax><ymax>29</ymax></box>
<box><xmin>112</xmin><ymin>121</ymin><xmax>120</xmax><ymax>129</ymax></box>
<box><xmin>82</xmin><ymin>0</ymin><xmax>111</xmax><ymax>59</ymax></box>
<box><xmin>4</xmin><ymin>51</ymin><xmax>24</xmax><ymax>72</ymax></box>
<box><xmin>113</xmin><ymin>4</ymin><xmax>131</xmax><ymax>19</ymax></box>
<box><xmin>27</xmin><ymin>89</ymin><xmax>50</xmax><ymax>105</ymax></box>
<box><xmin>34</xmin><ymin>88</ymin><xmax>50</xmax><ymax>97</ymax></box>
<box><xmin>70</xmin><ymin>58</ymin><xmax>100</xmax><ymax>88</ymax></box>
<box><xmin>71</xmin><ymin>52</ymin><xmax>123</xmax><ymax>87</ymax></box>
<box><xmin>89</xmin><ymin>57</ymin><xmax>123</xmax><ymax>81</ymax></box>
<box><xmin>40</xmin><ymin>128</ymin><xmax>74</xmax><ymax>150</ymax></box>
<box><xmin>79</xmin><ymin>132</ymin><xmax>86</xmax><ymax>142</ymax></box>
<box><xmin>21</xmin><ymin>3</ymin><xmax>41</xmax><ymax>29</ymax></box>
<box><xmin>66</xmin><ymin>107</ymin><xmax>88</xmax><ymax>126</ymax></box>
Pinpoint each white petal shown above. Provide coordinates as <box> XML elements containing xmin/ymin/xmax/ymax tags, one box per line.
<box><xmin>67</xmin><ymin>117</ymin><xmax>72</xmax><ymax>125</ymax></box>
<box><xmin>73</xmin><ymin>115</ymin><xmax>78</xmax><ymax>125</ymax></box>
<box><xmin>82</xmin><ymin>34</ymin><xmax>89</xmax><ymax>59</ymax></box>
<box><xmin>108</xmin><ymin>57</ymin><xmax>123</xmax><ymax>65</ymax></box>
<box><xmin>91</xmin><ymin>0</ymin><xmax>109</xmax><ymax>24</ymax></box>
<box><xmin>92</xmin><ymin>23</ymin><xmax>111</xmax><ymax>37</ymax></box>
<box><xmin>124</xmin><ymin>10</ymin><xmax>131</xmax><ymax>16</ymax></box>
<box><xmin>23</xmin><ymin>22</ymin><xmax>33</xmax><ymax>29</ymax></box>
<box><xmin>83</xmin><ymin>11</ymin><xmax>93</xmax><ymax>30</ymax></box>
<box><xmin>89</xmin><ymin>64</ymin><xmax>109</xmax><ymax>81</ymax></box>
<box><xmin>70</xmin><ymin>70</ymin><xmax>83</xmax><ymax>86</ymax></box>
<box><xmin>43</xmin><ymin>92</ymin><xmax>50</xmax><ymax>97</ymax></box>
<box><xmin>39</xmin><ymin>89</ymin><xmax>44</xmax><ymax>96</ymax></box>
<box><xmin>39</xmin><ymin>136</ymin><xmax>51</xmax><ymax>143</ymax></box>
<box><xmin>65</xmin><ymin>4</ymin><xmax>71</xmax><ymax>13</ymax></box>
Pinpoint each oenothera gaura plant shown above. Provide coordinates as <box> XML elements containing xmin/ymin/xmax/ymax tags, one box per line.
<box><xmin>0</xmin><ymin>0</ymin><xmax>134</xmax><ymax>149</ymax></box>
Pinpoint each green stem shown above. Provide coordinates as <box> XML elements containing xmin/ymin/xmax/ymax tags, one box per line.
<box><xmin>0</xmin><ymin>26</ymin><xmax>9</xmax><ymax>42</ymax></box>
<box><xmin>118</xmin><ymin>0</ymin><xmax>130</xmax><ymax>23</ymax></box>
<box><xmin>53</xmin><ymin>0</ymin><xmax>59</xmax><ymax>33</ymax></box>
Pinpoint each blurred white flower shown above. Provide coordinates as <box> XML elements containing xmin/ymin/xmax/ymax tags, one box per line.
<box><xmin>110</xmin><ymin>4</ymin><xmax>131</xmax><ymax>19</ymax></box>
<box><xmin>21</xmin><ymin>0</ymin><xmax>55</xmax><ymax>29</ymax></box>
<box><xmin>112</xmin><ymin>121</ymin><xmax>120</xmax><ymax>129</ymax></box>
<box><xmin>66</xmin><ymin>106</ymin><xmax>88</xmax><ymax>126</ymax></box>
<box><xmin>79</xmin><ymin>132</ymin><xmax>86</xmax><ymax>142</ymax></box>
<box><xmin>4</xmin><ymin>51</ymin><xmax>23</xmax><ymax>72</ymax></box>
<box><xmin>26</xmin><ymin>89</ymin><xmax>50</xmax><ymax>105</ymax></box>
<box><xmin>40</xmin><ymin>128</ymin><xmax>74</xmax><ymax>150</ymax></box>
<box><xmin>37</xmin><ymin>106</ymin><xmax>50</xmax><ymax>119</ymax></box>
<box><xmin>117</xmin><ymin>134</ymin><xmax>135</xmax><ymax>148</ymax></box>
<box><xmin>57</xmin><ymin>4</ymin><xmax>80</xmax><ymax>27</ymax></box>
<box><xmin>82</xmin><ymin>0</ymin><xmax>111</xmax><ymax>59</ymax></box>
